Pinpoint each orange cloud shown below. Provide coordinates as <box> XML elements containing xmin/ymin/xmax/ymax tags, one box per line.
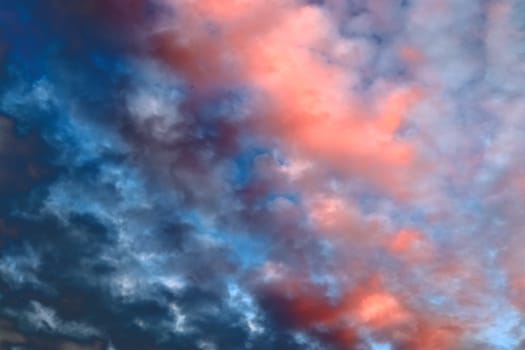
<box><xmin>388</xmin><ymin>228</ymin><xmax>434</xmax><ymax>263</ymax></box>
<box><xmin>399</xmin><ymin>46</ymin><xmax>425</xmax><ymax>65</ymax></box>
<box><xmin>155</xmin><ymin>0</ymin><xmax>424</xmax><ymax>197</ymax></box>
<box><xmin>357</xmin><ymin>292</ymin><xmax>410</xmax><ymax>327</ymax></box>
<box><xmin>253</xmin><ymin>270</ymin><xmax>415</xmax><ymax>349</ymax></box>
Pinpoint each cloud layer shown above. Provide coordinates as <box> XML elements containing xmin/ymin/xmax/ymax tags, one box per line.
<box><xmin>1</xmin><ymin>1</ymin><xmax>525</xmax><ymax>349</ymax></box>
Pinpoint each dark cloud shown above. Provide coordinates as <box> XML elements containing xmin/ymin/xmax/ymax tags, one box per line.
<box><xmin>0</xmin><ymin>2</ymin><xmax>310</xmax><ymax>349</ymax></box>
<box><xmin>0</xmin><ymin>116</ymin><xmax>55</xmax><ymax>197</ymax></box>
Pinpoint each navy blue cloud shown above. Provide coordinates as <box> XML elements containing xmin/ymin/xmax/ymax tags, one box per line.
<box><xmin>0</xmin><ymin>2</ymin><xmax>319</xmax><ymax>350</ymax></box>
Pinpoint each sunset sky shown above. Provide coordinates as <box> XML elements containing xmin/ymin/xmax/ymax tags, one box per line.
<box><xmin>1</xmin><ymin>1</ymin><xmax>525</xmax><ymax>349</ymax></box>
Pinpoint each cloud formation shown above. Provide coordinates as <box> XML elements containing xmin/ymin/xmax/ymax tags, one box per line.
<box><xmin>1</xmin><ymin>0</ymin><xmax>525</xmax><ymax>349</ymax></box>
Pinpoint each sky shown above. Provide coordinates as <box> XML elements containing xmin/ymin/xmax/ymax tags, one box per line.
<box><xmin>0</xmin><ymin>0</ymin><xmax>525</xmax><ymax>349</ymax></box>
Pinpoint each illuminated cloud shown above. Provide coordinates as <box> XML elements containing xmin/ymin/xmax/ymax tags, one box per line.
<box><xmin>1</xmin><ymin>0</ymin><xmax>524</xmax><ymax>349</ymax></box>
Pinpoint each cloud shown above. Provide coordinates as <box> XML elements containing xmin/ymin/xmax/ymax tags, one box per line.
<box><xmin>1</xmin><ymin>0</ymin><xmax>525</xmax><ymax>349</ymax></box>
